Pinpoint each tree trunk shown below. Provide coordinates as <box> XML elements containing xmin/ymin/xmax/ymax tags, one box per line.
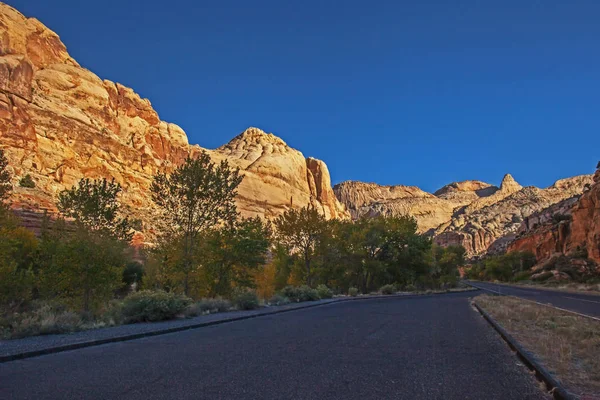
<box><xmin>305</xmin><ymin>255</ymin><xmax>311</xmax><ymax>287</ymax></box>
<box><xmin>184</xmin><ymin>267</ymin><xmax>190</xmax><ymax>296</ymax></box>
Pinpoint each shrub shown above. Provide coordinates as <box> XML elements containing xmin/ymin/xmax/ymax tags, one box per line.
<box><xmin>232</xmin><ymin>289</ymin><xmax>260</xmax><ymax>310</ymax></box>
<box><xmin>18</xmin><ymin>174</ymin><xmax>35</xmax><ymax>188</ymax></box>
<box><xmin>316</xmin><ymin>284</ymin><xmax>333</xmax><ymax>299</ymax></box>
<box><xmin>280</xmin><ymin>285</ymin><xmax>320</xmax><ymax>302</ymax></box>
<box><xmin>404</xmin><ymin>284</ymin><xmax>416</xmax><ymax>292</ymax></box>
<box><xmin>120</xmin><ymin>290</ymin><xmax>191</xmax><ymax>323</ymax></box>
<box><xmin>379</xmin><ymin>284</ymin><xmax>397</xmax><ymax>295</ymax></box>
<box><xmin>102</xmin><ymin>300</ymin><xmax>124</xmax><ymax>325</ymax></box>
<box><xmin>513</xmin><ymin>270</ymin><xmax>532</xmax><ymax>282</ymax></box>
<box><xmin>186</xmin><ymin>298</ymin><xmax>232</xmax><ymax>316</ymax></box>
<box><xmin>348</xmin><ymin>287</ymin><xmax>359</xmax><ymax>297</ymax></box>
<box><xmin>1</xmin><ymin>301</ymin><xmax>84</xmax><ymax>339</ymax></box>
<box><xmin>268</xmin><ymin>294</ymin><xmax>290</xmax><ymax>306</ymax></box>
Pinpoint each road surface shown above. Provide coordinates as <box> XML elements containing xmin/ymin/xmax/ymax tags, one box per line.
<box><xmin>0</xmin><ymin>292</ymin><xmax>545</xmax><ymax>400</ymax></box>
<box><xmin>467</xmin><ymin>281</ymin><xmax>600</xmax><ymax>318</ymax></box>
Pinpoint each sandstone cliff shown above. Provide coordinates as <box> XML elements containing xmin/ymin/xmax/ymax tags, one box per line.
<box><xmin>332</xmin><ymin>181</ymin><xmax>456</xmax><ymax>232</ymax></box>
<box><xmin>335</xmin><ymin>174</ymin><xmax>592</xmax><ymax>256</ymax></box>
<box><xmin>0</xmin><ymin>3</ymin><xmax>348</xmax><ymax>234</ymax></box>
<box><xmin>508</xmin><ymin>167</ymin><xmax>600</xmax><ymax>265</ymax></box>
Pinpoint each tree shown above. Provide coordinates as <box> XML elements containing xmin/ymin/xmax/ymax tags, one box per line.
<box><xmin>430</xmin><ymin>245</ymin><xmax>466</xmax><ymax>287</ymax></box>
<box><xmin>201</xmin><ymin>217</ymin><xmax>271</xmax><ymax>297</ymax></box>
<box><xmin>150</xmin><ymin>152</ymin><xmax>243</xmax><ymax>295</ymax></box>
<box><xmin>0</xmin><ymin>226</ymin><xmax>38</xmax><ymax>310</ymax></box>
<box><xmin>58</xmin><ymin>178</ymin><xmax>132</xmax><ymax>241</ymax></box>
<box><xmin>37</xmin><ymin>226</ymin><xmax>126</xmax><ymax>312</ymax></box>
<box><xmin>52</xmin><ymin>178</ymin><xmax>133</xmax><ymax>311</ymax></box>
<box><xmin>274</xmin><ymin>205</ymin><xmax>328</xmax><ymax>286</ymax></box>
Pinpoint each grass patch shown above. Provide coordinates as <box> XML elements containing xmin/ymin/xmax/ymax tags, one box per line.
<box><xmin>474</xmin><ymin>295</ymin><xmax>600</xmax><ymax>397</ymax></box>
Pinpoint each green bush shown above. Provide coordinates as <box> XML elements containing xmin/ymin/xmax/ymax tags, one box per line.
<box><xmin>348</xmin><ymin>287</ymin><xmax>359</xmax><ymax>297</ymax></box>
<box><xmin>280</xmin><ymin>285</ymin><xmax>320</xmax><ymax>302</ymax></box>
<box><xmin>186</xmin><ymin>298</ymin><xmax>232</xmax><ymax>316</ymax></box>
<box><xmin>120</xmin><ymin>290</ymin><xmax>191</xmax><ymax>323</ymax></box>
<box><xmin>232</xmin><ymin>289</ymin><xmax>260</xmax><ymax>310</ymax></box>
<box><xmin>379</xmin><ymin>284</ymin><xmax>397</xmax><ymax>295</ymax></box>
<box><xmin>316</xmin><ymin>284</ymin><xmax>333</xmax><ymax>299</ymax></box>
<box><xmin>404</xmin><ymin>284</ymin><xmax>416</xmax><ymax>292</ymax></box>
<box><xmin>18</xmin><ymin>174</ymin><xmax>35</xmax><ymax>188</ymax></box>
<box><xmin>268</xmin><ymin>294</ymin><xmax>290</xmax><ymax>306</ymax></box>
<box><xmin>513</xmin><ymin>270</ymin><xmax>532</xmax><ymax>282</ymax></box>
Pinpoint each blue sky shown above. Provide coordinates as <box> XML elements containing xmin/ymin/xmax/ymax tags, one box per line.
<box><xmin>11</xmin><ymin>0</ymin><xmax>600</xmax><ymax>192</ymax></box>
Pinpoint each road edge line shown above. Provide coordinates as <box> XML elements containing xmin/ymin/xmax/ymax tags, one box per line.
<box><xmin>472</xmin><ymin>302</ymin><xmax>578</xmax><ymax>400</ymax></box>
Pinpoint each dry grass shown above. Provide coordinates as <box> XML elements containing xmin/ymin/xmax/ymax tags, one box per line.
<box><xmin>475</xmin><ymin>295</ymin><xmax>600</xmax><ymax>398</ymax></box>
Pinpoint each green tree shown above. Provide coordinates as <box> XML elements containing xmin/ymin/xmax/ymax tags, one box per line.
<box><xmin>0</xmin><ymin>226</ymin><xmax>38</xmax><ymax>310</ymax></box>
<box><xmin>37</xmin><ymin>227</ymin><xmax>126</xmax><ymax>312</ymax></box>
<box><xmin>58</xmin><ymin>178</ymin><xmax>133</xmax><ymax>241</ymax></box>
<box><xmin>150</xmin><ymin>152</ymin><xmax>243</xmax><ymax>295</ymax></box>
<box><xmin>201</xmin><ymin>217</ymin><xmax>271</xmax><ymax>297</ymax></box>
<box><xmin>430</xmin><ymin>245</ymin><xmax>465</xmax><ymax>288</ymax></box>
<box><xmin>274</xmin><ymin>205</ymin><xmax>328</xmax><ymax>287</ymax></box>
<box><xmin>49</xmin><ymin>178</ymin><xmax>133</xmax><ymax>312</ymax></box>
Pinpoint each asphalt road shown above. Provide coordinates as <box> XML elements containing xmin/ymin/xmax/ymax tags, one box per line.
<box><xmin>467</xmin><ymin>281</ymin><xmax>600</xmax><ymax>318</ymax></box>
<box><xmin>0</xmin><ymin>292</ymin><xmax>546</xmax><ymax>400</ymax></box>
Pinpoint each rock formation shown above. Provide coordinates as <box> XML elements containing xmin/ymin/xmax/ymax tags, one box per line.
<box><xmin>509</xmin><ymin>166</ymin><xmax>600</xmax><ymax>265</ymax></box>
<box><xmin>335</xmin><ymin>174</ymin><xmax>592</xmax><ymax>256</ymax></box>
<box><xmin>0</xmin><ymin>3</ymin><xmax>348</xmax><ymax>235</ymax></box>
<box><xmin>332</xmin><ymin>181</ymin><xmax>458</xmax><ymax>232</ymax></box>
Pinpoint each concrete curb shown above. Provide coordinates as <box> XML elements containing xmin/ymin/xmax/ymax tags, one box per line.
<box><xmin>1</xmin><ymin>289</ymin><xmax>477</xmax><ymax>363</ymax></box>
<box><xmin>473</xmin><ymin>302</ymin><xmax>578</xmax><ymax>400</ymax></box>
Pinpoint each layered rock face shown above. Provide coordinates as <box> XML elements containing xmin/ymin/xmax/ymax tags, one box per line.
<box><xmin>509</xmin><ymin>168</ymin><xmax>600</xmax><ymax>264</ymax></box>
<box><xmin>333</xmin><ymin>180</ymin><xmax>480</xmax><ymax>232</ymax></box>
<box><xmin>336</xmin><ymin>174</ymin><xmax>592</xmax><ymax>256</ymax></box>
<box><xmin>0</xmin><ymin>4</ymin><xmax>348</xmax><ymax>233</ymax></box>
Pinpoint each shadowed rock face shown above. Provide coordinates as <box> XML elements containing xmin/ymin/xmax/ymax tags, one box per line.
<box><xmin>0</xmin><ymin>4</ymin><xmax>349</xmax><ymax>237</ymax></box>
<box><xmin>335</xmin><ymin>174</ymin><xmax>593</xmax><ymax>256</ymax></box>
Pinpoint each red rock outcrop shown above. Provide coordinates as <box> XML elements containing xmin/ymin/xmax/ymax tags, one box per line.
<box><xmin>0</xmin><ymin>3</ymin><xmax>348</xmax><ymax>234</ymax></box>
<box><xmin>509</xmin><ymin>167</ymin><xmax>600</xmax><ymax>264</ymax></box>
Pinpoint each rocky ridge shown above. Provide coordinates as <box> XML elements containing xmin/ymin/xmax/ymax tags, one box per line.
<box><xmin>335</xmin><ymin>174</ymin><xmax>592</xmax><ymax>256</ymax></box>
<box><xmin>0</xmin><ymin>3</ymin><xmax>348</xmax><ymax>236</ymax></box>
